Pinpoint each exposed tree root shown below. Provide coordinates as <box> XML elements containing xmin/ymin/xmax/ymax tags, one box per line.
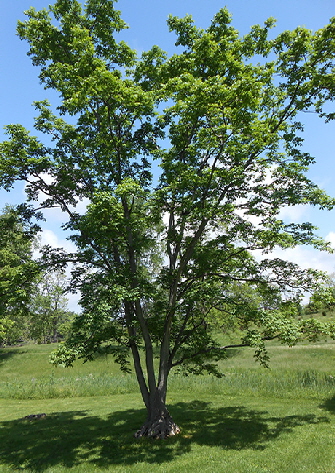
<box><xmin>135</xmin><ymin>412</ymin><xmax>180</xmax><ymax>439</ymax></box>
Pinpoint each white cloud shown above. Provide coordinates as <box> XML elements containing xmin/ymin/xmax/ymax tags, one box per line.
<box><xmin>264</xmin><ymin>246</ymin><xmax>335</xmax><ymax>273</ymax></box>
<box><xmin>33</xmin><ymin>228</ymin><xmax>81</xmax><ymax>312</ymax></box>
<box><xmin>278</xmin><ymin>204</ymin><xmax>309</xmax><ymax>223</ymax></box>
<box><xmin>73</xmin><ymin>197</ymin><xmax>90</xmax><ymax>215</ymax></box>
<box><xmin>255</xmin><ymin>245</ymin><xmax>335</xmax><ymax>298</ymax></box>
<box><xmin>252</xmin><ymin>245</ymin><xmax>335</xmax><ymax>304</ymax></box>
<box><xmin>325</xmin><ymin>232</ymin><xmax>335</xmax><ymax>249</ymax></box>
<box><xmin>38</xmin><ymin>196</ymin><xmax>90</xmax><ymax>225</ymax></box>
<box><xmin>37</xmin><ymin>228</ymin><xmax>76</xmax><ymax>254</ymax></box>
<box><xmin>24</xmin><ymin>173</ymin><xmax>90</xmax><ymax>224</ymax></box>
<box><xmin>65</xmin><ymin>291</ymin><xmax>81</xmax><ymax>313</ymax></box>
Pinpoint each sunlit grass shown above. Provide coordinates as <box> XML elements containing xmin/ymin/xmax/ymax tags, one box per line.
<box><xmin>0</xmin><ymin>393</ymin><xmax>334</xmax><ymax>472</ymax></box>
<box><xmin>1</xmin><ymin>342</ymin><xmax>335</xmax><ymax>472</ymax></box>
<box><xmin>1</xmin><ymin>342</ymin><xmax>335</xmax><ymax>400</ymax></box>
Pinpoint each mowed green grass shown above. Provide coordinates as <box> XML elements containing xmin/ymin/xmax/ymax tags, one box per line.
<box><xmin>1</xmin><ymin>342</ymin><xmax>335</xmax><ymax>473</ymax></box>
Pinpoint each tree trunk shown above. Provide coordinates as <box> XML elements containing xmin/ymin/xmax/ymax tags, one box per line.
<box><xmin>134</xmin><ymin>390</ymin><xmax>180</xmax><ymax>439</ymax></box>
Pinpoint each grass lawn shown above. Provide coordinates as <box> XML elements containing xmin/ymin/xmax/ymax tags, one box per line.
<box><xmin>1</xmin><ymin>343</ymin><xmax>335</xmax><ymax>472</ymax></box>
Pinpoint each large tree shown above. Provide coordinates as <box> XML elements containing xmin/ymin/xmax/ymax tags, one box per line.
<box><xmin>1</xmin><ymin>0</ymin><xmax>335</xmax><ymax>437</ymax></box>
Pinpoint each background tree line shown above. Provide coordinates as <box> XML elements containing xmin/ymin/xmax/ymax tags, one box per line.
<box><xmin>0</xmin><ymin>206</ymin><xmax>74</xmax><ymax>346</ymax></box>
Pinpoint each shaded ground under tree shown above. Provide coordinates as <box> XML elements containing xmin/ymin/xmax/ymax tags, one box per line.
<box><xmin>0</xmin><ymin>400</ymin><xmax>331</xmax><ymax>471</ymax></box>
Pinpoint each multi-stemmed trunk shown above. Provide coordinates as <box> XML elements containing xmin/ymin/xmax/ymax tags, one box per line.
<box><xmin>129</xmin><ymin>303</ymin><xmax>180</xmax><ymax>438</ymax></box>
<box><xmin>130</xmin><ymin>320</ymin><xmax>180</xmax><ymax>439</ymax></box>
<box><xmin>124</xmin><ymin>295</ymin><xmax>179</xmax><ymax>438</ymax></box>
<box><xmin>134</xmin><ymin>387</ymin><xmax>180</xmax><ymax>439</ymax></box>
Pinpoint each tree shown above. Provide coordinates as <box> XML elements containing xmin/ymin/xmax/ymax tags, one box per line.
<box><xmin>1</xmin><ymin>0</ymin><xmax>335</xmax><ymax>437</ymax></box>
<box><xmin>28</xmin><ymin>269</ymin><xmax>74</xmax><ymax>343</ymax></box>
<box><xmin>306</xmin><ymin>275</ymin><xmax>335</xmax><ymax>314</ymax></box>
<box><xmin>0</xmin><ymin>206</ymin><xmax>39</xmax><ymax>345</ymax></box>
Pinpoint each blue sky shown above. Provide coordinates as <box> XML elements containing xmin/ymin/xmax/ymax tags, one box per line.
<box><xmin>1</xmin><ymin>0</ymin><xmax>335</xmax><ymax>309</ymax></box>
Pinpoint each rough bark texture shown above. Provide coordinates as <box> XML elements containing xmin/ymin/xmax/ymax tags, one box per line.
<box><xmin>134</xmin><ymin>407</ymin><xmax>180</xmax><ymax>439</ymax></box>
<box><xmin>134</xmin><ymin>390</ymin><xmax>180</xmax><ymax>439</ymax></box>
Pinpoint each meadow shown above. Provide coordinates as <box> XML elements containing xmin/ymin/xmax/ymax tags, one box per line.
<box><xmin>1</xmin><ymin>339</ymin><xmax>335</xmax><ymax>473</ymax></box>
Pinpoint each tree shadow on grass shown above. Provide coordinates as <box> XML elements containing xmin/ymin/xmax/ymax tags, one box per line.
<box><xmin>320</xmin><ymin>395</ymin><xmax>335</xmax><ymax>414</ymax></box>
<box><xmin>0</xmin><ymin>348</ymin><xmax>27</xmax><ymax>365</ymax></box>
<box><xmin>0</xmin><ymin>401</ymin><xmax>329</xmax><ymax>471</ymax></box>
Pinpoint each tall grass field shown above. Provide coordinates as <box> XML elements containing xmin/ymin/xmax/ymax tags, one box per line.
<box><xmin>1</xmin><ymin>341</ymin><xmax>335</xmax><ymax>472</ymax></box>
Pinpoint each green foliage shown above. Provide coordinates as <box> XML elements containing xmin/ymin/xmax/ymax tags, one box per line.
<box><xmin>28</xmin><ymin>270</ymin><xmax>74</xmax><ymax>343</ymax></box>
<box><xmin>1</xmin><ymin>0</ymin><xmax>335</xmax><ymax>431</ymax></box>
<box><xmin>306</xmin><ymin>275</ymin><xmax>335</xmax><ymax>314</ymax></box>
<box><xmin>0</xmin><ymin>206</ymin><xmax>40</xmax><ymax>345</ymax></box>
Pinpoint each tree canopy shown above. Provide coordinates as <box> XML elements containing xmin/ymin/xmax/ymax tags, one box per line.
<box><xmin>1</xmin><ymin>0</ymin><xmax>335</xmax><ymax>437</ymax></box>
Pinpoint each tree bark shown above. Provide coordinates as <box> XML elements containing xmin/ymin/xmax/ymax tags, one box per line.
<box><xmin>134</xmin><ymin>389</ymin><xmax>180</xmax><ymax>439</ymax></box>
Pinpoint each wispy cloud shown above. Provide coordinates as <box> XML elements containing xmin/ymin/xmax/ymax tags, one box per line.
<box><xmin>278</xmin><ymin>204</ymin><xmax>309</xmax><ymax>223</ymax></box>
<box><xmin>34</xmin><ymin>228</ymin><xmax>80</xmax><ymax>312</ymax></box>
